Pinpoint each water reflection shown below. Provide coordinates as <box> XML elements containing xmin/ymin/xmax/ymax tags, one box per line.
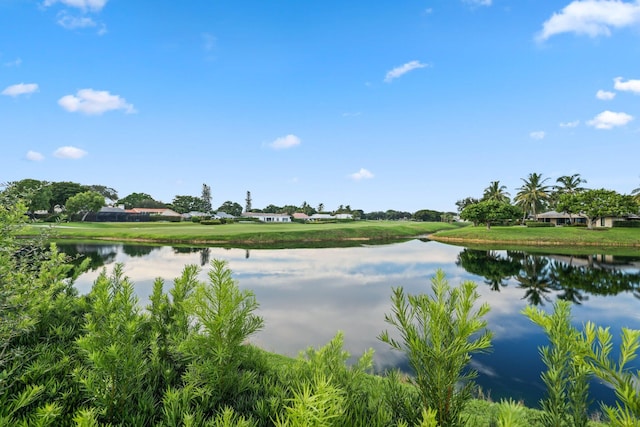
<box><xmin>58</xmin><ymin>240</ymin><xmax>640</xmax><ymax>410</ymax></box>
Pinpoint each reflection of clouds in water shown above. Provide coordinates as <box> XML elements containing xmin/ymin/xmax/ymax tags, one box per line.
<box><xmin>69</xmin><ymin>239</ymin><xmax>640</xmax><ymax>407</ymax></box>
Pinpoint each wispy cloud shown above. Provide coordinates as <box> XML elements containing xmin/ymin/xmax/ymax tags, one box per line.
<box><xmin>54</xmin><ymin>146</ymin><xmax>88</xmax><ymax>159</ymax></box>
<box><xmin>269</xmin><ymin>134</ymin><xmax>301</xmax><ymax>150</ymax></box>
<box><xmin>57</xmin><ymin>12</ymin><xmax>96</xmax><ymax>29</ymax></box>
<box><xmin>560</xmin><ymin>120</ymin><xmax>580</xmax><ymax>128</ymax></box>
<box><xmin>464</xmin><ymin>0</ymin><xmax>492</xmax><ymax>6</ymax></box>
<box><xmin>350</xmin><ymin>168</ymin><xmax>374</xmax><ymax>180</ymax></box>
<box><xmin>342</xmin><ymin>112</ymin><xmax>362</xmax><ymax>117</ymax></box>
<box><xmin>614</xmin><ymin>76</ymin><xmax>640</xmax><ymax>93</ymax></box>
<box><xmin>26</xmin><ymin>150</ymin><xmax>45</xmax><ymax>162</ymax></box>
<box><xmin>596</xmin><ymin>89</ymin><xmax>616</xmax><ymax>100</ymax></box>
<box><xmin>384</xmin><ymin>60</ymin><xmax>429</xmax><ymax>83</ymax></box>
<box><xmin>43</xmin><ymin>0</ymin><xmax>108</xmax><ymax>12</ymax></box>
<box><xmin>202</xmin><ymin>32</ymin><xmax>216</xmax><ymax>51</ymax></box>
<box><xmin>2</xmin><ymin>83</ymin><xmax>39</xmax><ymax>97</ymax></box>
<box><xmin>537</xmin><ymin>0</ymin><xmax>640</xmax><ymax>41</ymax></box>
<box><xmin>58</xmin><ymin>89</ymin><xmax>136</xmax><ymax>115</ymax></box>
<box><xmin>587</xmin><ymin>110</ymin><xmax>633</xmax><ymax>129</ymax></box>
<box><xmin>4</xmin><ymin>58</ymin><xmax>22</xmax><ymax>67</ymax></box>
<box><xmin>529</xmin><ymin>131</ymin><xmax>546</xmax><ymax>140</ymax></box>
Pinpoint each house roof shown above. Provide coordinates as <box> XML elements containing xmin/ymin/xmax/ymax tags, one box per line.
<box><xmin>130</xmin><ymin>208</ymin><xmax>181</xmax><ymax>216</ymax></box>
<box><xmin>537</xmin><ymin>210</ymin><xmax>587</xmax><ymax>219</ymax></box>
<box><xmin>99</xmin><ymin>207</ymin><xmax>126</xmax><ymax>213</ymax></box>
<box><xmin>242</xmin><ymin>212</ymin><xmax>291</xmax><ymax>218</ymax></box>
<box><xmin>292</xmin><ymin>212</ymin><xmax>309</xmax><ymax>219</ymax></box>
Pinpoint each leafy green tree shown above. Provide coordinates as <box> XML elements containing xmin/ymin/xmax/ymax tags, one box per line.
<box><xmin>65</xmin><ymin>191</ymin><xmax>105</xmax><ymax>221</ymax></box>
<box><xmin>523</xmin><ymin>301</ymin><xmax>591</xmax><ymax>427</ymax></box>
<box><xmin>413</xmin><ymin>209</ymin><xmax>442</xmax><ymax>222</ymax></box>
<box><xmin>556</xmin><ymin>189</ymin><xmax>639</xmax><ymax>229</ymax></box>
<box><xmin>118</xmin><ymin>192</ymin><xmax>164</xmax><ymax>209</ymax></box>
<box><xmin>2</xmin><ymin>179</ymin><xmax>52</xmax><ymax>213</ymax></box>
<box><xmin>171</xmin><ymin>195</ymin><xmax>206</xmax><ymax>213</ymax></box>
<box><xmin>514</xmin><ymin>173</ymin><xmax>551</xmax><ymax>221</ymax></box>
<box><xmin>217</xmin><ymin>201</ymin><xmax>243</xmax><ymax>217</ymax></box>
<box><xmin>460</xmin><ymin>200</ymin><xmax>521</xmax><ymax>229</ymax></box>
<box><xmin>86</xmin><ymin>185</ymin><xmax>119</xmax><ymax>203</ymax></box>
<box><xmin>455</xmin><ymin>197</ymin><xmax>480</xmax><ymax>213</ymax></box>
<box><xmin>632</xmin><ymin>180</ymin><xmax>640</xmax><ymax>203</ymax></box>
<box><xmin>278</xmin><ymin>204</ymin><xmax>299</xmax><ymax>215</ymax></box>
<box><xmin>263</xmin><ymin>204</ymin><xmax>281</xmax><ymax>213</ymax></box>
<box><xmin>482</xmin><ymin>181</ymin><xmax>510</xmax><ymax>203</ymax></box>
<box><xmin>379</xmin><ymin>270</ymin><xmax>492</xmax><ymax>427</ymax></box>
<box><xmin>48</xmin><ymin>181</ymin><xmax>88</xmax><ymax>213</ymax></box>
<box><xmin>299</xmin><ymin>201</ymin><xmax>315</xmax><ymax>215</ymax></box>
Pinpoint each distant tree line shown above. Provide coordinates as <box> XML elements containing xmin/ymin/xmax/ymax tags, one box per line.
<box><xmin>1</xmin><ymin>178</ymin><xmax>457</xmax><ymax>223</ymax></box>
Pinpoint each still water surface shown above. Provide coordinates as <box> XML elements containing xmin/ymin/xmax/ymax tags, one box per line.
<box><xmin>60</xmin><ymin>239</ymin><xmax>640</xmax><ymax>410</ymax></box>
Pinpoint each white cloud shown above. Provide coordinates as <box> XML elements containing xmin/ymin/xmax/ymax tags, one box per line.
<box><xmin>587</xmin><ymin>110</ymin><xmax>634</xmax><ymax>129</ymax></box>
<box><xmin>342</xmin><ymin>112</ymin><xmax>362</xmax><ymax>117</ymax></box>
<box><xmin>614</xmin><ymin>76</ymin><xmax>640</xmax><ymax>93</ymax></box>
<box><xmin>350</xmin><ymin>168</ymin><xmax>374</xmax><ymax>180</ymax></box>
<box><xmin>58</xmin><ymin>89</ymin><xmax>136</xmax><ymax>115</ymax></box>
<box><xmin>26</xmin><ymin>151</ymin><xmax>45</xmax><ymax>162</ymax></box>
<box><xmin>53</xmin><ymin>146</ymin><xmax>88</xmax><ymax>159</ymax></box>
<box><xmin>2</xmin><ymin>83</ymin><xmax>39</xmax><ymax>97</ymax></box>
<box><xmin>537</xmin><ymin>0</ymin><xmax>640</xmax><ymax>41</ymax></box>
<box><xmin>596</xmin><ymin>89</ymin><xmax>616</xmax><ymax>100</ymax></box>
<box><xmin>464</xmin><ymin>0</ymin><xmax>492</xmax><ymax>6</ymax></box>
<box><xmin>4</xmin><ymin>58</ymin><xmax>22</xmax><ymax>67</ymax></box>
<box><xmin>269</xmin><ymin>134</ymin><xmax>301</xmax><ymax>150</ymax></box>
<box><xmin>43</xmin><ymin>0</ymin><xmax>108</xmax><ymax>12</ymax></box>
<box><xmin>560</xmin><ymin>120</ymin><xmax>580</xmax><ymax>128</ymax></box>
<box><xmin>57</xmin><ymin>13</ymin><xmax>97</xmax><ymax>29</ymax></box>
<box><xmin>530</xmin><ymin>131</ymin><xmax>546</xmax><ymax>140</ymax></box>
<box><xmin>384</xmin><ymin>60</ymin><xmax>429</xmax><ymax>83</ymax></box>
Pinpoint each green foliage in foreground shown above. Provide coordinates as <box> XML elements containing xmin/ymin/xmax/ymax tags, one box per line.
<box><xmin>0</xmin><ymin>201</ymin><xmax>633</xmax><ymax>426</ymax></box>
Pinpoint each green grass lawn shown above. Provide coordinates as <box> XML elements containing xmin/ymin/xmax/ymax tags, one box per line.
<box><xmin>431</xmin><ymin>225</ymin><xmax>640</xmax><ymax>248</ymax></box>
<box><xmin>21</xmin><ymin>220</ymin><xmax>464</xmax><ymax>244</ymax></box>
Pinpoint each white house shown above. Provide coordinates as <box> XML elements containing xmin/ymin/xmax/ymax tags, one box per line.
<box><xmin>241</xmin><ymin>212</ymin><xmax>292</xmax><ymax>223</ymax></box>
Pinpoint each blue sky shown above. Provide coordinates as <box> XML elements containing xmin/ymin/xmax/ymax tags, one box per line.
<box><xmin>2</xmin><ymin>0</ymin><xmax>639</xmax><ymax>212</ymax></box>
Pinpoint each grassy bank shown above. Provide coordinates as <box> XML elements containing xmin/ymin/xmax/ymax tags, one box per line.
<box><xmin>21</xmin><ymin>220</ymin><xmax>464</xmax><ymax>245</ymax></box>
<box><xmin>430</xmin><ymin>225</ymin><xmax>640</xmax><ymax>248</ymax></box>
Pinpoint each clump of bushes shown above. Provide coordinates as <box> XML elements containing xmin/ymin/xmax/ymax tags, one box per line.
<box><xmin>200</xmin><ymin>219</ymin><xmax>221</xmax><ymax>225</ymax></box>
<box><xmin>525</xmin><ymin>221</ymin><xmax>555</xmax><ymax>227</ymax></box>
<box><xmin>613</xmin><ymin>220</ymin><xmax>640</xmax><ymax>228</ymax></box>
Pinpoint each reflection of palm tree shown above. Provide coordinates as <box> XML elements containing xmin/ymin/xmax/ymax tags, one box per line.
<box><xmin>483</xmin><ymin>181</ymin><xmax>510</xmax><ymax>203</ymax></box>
<box><xmin>514</xmin><ymin>173</ymin><xmax>551</xmax><ymax>221</ymax></box>
<box><xmin>200</xmin><ymin>248</ymin><xmax>210</xmax><ymax>266</ymax></box>
<box><xmin>516</xmin><ymin>255</ymin><xmax>552</xmax><ymax>305</ymax></box>
<box><xmin>547</xmin><ymin>260</ymin><xmax>588</xmax><ymax>305</ymax></box>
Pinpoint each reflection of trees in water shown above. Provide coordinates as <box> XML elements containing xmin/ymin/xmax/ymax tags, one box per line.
<box><xmin>457</xmin><ymin>248</ymin><xmax>640</xmax><ymax>305</ymax></box>
<box><xmin>57</xmin><ymin>243</ymin><xmax>118</xmax><ymax>272</ymax></box>
<box><xmin>122</xmin><ymin>245</ymin><xmax>159</xmax><ymax>258</ymax></box>
<box><xmin>171</xmin><ymin>247</ymin><xmax>212</xmax><ymax>266</ymax></box>
<box><xmin>515</xmin><ymin>255</ymin><xmax>552</xmax><ymax>306</ymax></box>
<box><xmin>200</xmin><ymin>248</ymin><xmax>210</xmax><ymax>266</ymax></box>
<box><xmin>456</xmin><ymin>249</ymin><xmax>520</xmax><ymax>291</ymax></box>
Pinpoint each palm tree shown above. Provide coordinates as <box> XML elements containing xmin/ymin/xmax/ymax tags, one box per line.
<box><xmin>632</xmin><ymin>178</ymin><xmax>640</xmax><ymax>202</ymax></box>
<box><xmin>554</xmin><ymin>174</ymin><xmax>588</xmax><ymax>195</ymax></box>
<box><xmin>514</xmin><ymin>173</ymin><xmax>551</xmax><ymax>221</ymax></box>
<box><xmin>482</xmin><ymin>181</ymin><xmax>510</xmax><ymax>203</ymax></box>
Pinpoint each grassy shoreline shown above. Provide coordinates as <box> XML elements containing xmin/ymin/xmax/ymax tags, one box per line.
<box><xmin>20</xmin><ymin>220</ymin><xmax>464</xmax><ymax>245</ymax></box>
<box><xmin>430</xmin><ymin>225</ymin><xmax>640</xmax><ymax>248</ymax></box>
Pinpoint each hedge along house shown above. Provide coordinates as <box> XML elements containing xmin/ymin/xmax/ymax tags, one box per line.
<box><xmin>241</xmin><ymin>212</ymin><xmax>292</xmax><ymax>222</ymax></box>
<box><xmin>538</xmin><ymin>210</ymin><xmax>640</xmax><ymax>228</ymax></box>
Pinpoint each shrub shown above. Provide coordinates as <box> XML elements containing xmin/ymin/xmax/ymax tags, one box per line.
<box><xmin>200</xmin><ymin>220</ymin><xmax>221</xmax><ymax>225</ymax></box>
<box><xmin>191</xmin><ymin>216</ymin><xmax>202</xmax><ymax>223</ymax></box>
<box><xmin>613</xmin><ymin>220</ymin><xmax>640</xmax><ymax>228</ymax></box>
<box><xmin>379</xmin><ymin>270</ymin><xmax>492</xmax><ymax>427</ymax></box>
<box><xmin>525</xmin><ymin>221</ymin><xmax>555</xmax><ymax>227</ymax></box>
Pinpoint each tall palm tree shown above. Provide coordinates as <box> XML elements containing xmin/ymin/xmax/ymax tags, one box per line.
<box><xmin>514</xmin><ymin>172</ymin><xmax>551</xmax><ymax>221</ymax></box>
<box><xmin>554</xmin><ymin>174</ymin><xmax>588</xmax><ymax>195</ymax></box>
<box><xmin>482</xmin><ymin>181</ymin><xmax>510</xmax><ymax>203</ymax></box>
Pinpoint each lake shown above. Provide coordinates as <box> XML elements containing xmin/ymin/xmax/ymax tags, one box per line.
<box><xmin>59</xmin><ymin>239</ymin><xmax>640</xmax><ymax>411</ymax></box>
